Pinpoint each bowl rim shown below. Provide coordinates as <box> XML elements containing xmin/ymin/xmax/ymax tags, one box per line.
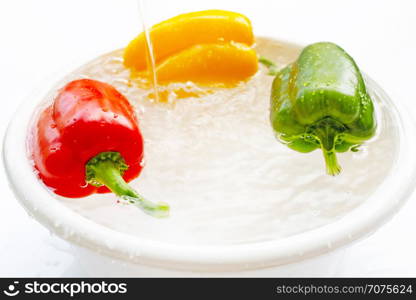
<box><xmin>4</xmin><ymin>39</ymin><xmax>416</xmax><ymax>272</ymax></box>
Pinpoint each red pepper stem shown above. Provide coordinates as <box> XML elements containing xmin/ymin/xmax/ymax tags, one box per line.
<box><xmin>86</xmin><ymin>152</ymin><xmax>169</xmax><ymax>218</ymax></box>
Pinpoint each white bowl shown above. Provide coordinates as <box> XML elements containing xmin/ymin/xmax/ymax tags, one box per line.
<box><xmin>4</xmin><ymin>48</ymin><xmax>416</xmax><ymax>277</ymax></box>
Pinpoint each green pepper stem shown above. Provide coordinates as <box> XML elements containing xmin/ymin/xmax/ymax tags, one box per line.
<box><xmin>313</xmin><ymin>122</ymin><xmax>342</xmax><ymax>176</ymax></box>
<box><xmin>86</xmin><ymin>152</ymin><xmax>169</xmax><ymax>218</ymax></box>
<box><xmin>321</xmin><ymin>150</ymin><xmax>341</xmax><ymax>176</ymax></box>
<box><xmin>259</xmin><ymin>56</ymin><xmax>279</xmax><ymax>76</ymax></box>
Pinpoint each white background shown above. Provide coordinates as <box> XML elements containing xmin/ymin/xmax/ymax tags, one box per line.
<box><xmin>1</xmin><ymin>0</ymin><xmax>416</xmax><ymax>276</ymax></box>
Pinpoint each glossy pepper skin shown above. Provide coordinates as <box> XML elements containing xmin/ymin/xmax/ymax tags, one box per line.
<box><xmin>32</xmin><ymin>79</ymin><xmax>168</xmax><ymax>217</ymax></box>
<box><xmin>270</xmin><ymin>42</ymin><xmax>377</xmax><ymax>175</ymax></box>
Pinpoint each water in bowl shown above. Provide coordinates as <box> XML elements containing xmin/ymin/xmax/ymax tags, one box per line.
<box><xmin>38</xmin><ymin>37</ymin><xmax>397</xmax><ymax>246</ymax></box>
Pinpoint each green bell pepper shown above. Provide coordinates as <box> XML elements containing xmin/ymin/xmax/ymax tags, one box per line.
<box><xmin>269</xmin><ymin>42</ymin><xmax>377</xmax><ymax>175</ymax></box>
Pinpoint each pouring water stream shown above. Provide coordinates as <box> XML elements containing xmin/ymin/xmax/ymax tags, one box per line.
<box><xmin>137</xmin><ymin>0</ymin><xmax>160</xmax><ymax>102</ymax></box>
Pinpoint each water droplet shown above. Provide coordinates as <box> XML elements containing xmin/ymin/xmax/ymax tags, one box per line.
<box><xmin>80</xmin><ymin>182</ymin><xmax>88</xmax><ymax>188</ymax></box>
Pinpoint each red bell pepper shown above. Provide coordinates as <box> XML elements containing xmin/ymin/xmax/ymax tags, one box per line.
<box><xmin>32</xmin><ymin>79</ymin><xmax>169</xmax><ymax>217</ymax></box>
